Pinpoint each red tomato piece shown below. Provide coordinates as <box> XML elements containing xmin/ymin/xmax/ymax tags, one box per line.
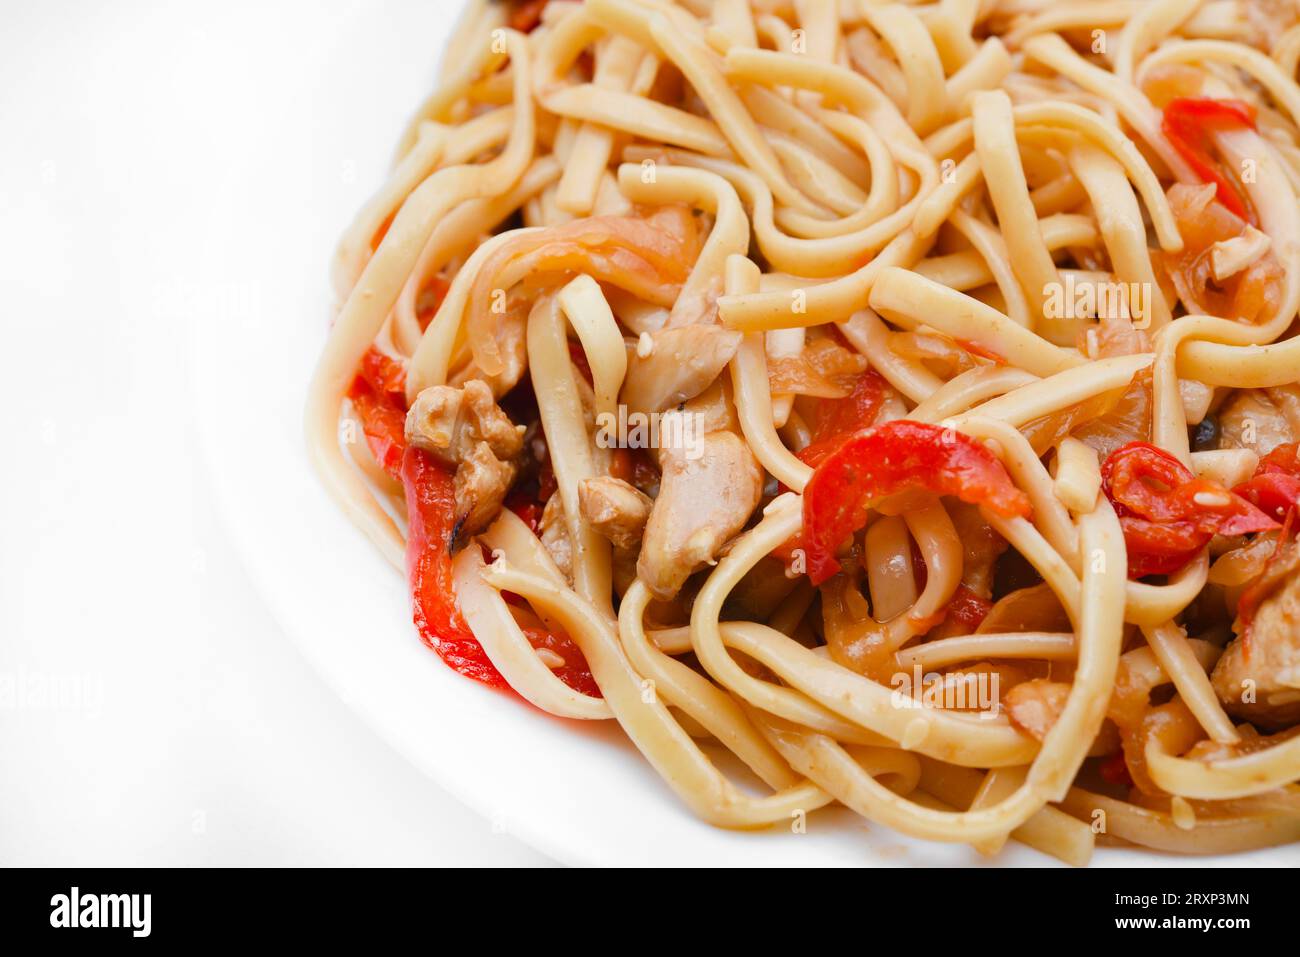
<box><xmin>801</xmin><ymin>420</ymin><xmax>1031</xmax><ymax>585</ymax></box>
<box><xmin>1233</xmin><ymin>442</ymin><xmax>1300</xmax><ymax>522</ymax></box>
<box><xmin>1102</xmin><ymin>442</ymin><xmax>1278</xmax><ymax>578</ymax></box>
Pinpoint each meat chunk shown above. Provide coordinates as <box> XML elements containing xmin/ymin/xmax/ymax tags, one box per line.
<box><xmin>578</xmin><ymin>476</ymin><xmax>652</xmax><ymax>550</ymax></box>
<box><xmin>577</xmin><ymin>476</ymin><xmax>650</xmax><ymax>595</ymax></box>
<box><xmin>1217</xmin><ymin>387</ymin><xmax>1299</xmax><ymax>457</ymax></box>
<box><xmin>406</xmin><ymin>379</ymin><xmax>524</xmax><ymax>465</ymax></box>
<box><xmin>637</xmin><ymin>430</ymin><xmax>763</xmax><ymax>600</ymax></box>
<box><xmin>456</xmin><ymin>442</ymin><xmax>516</xmax><ymax>537</ymax></box>
<box><xmin>405</xmin><ymin>380</ymin><xmax>525</xmax><ymax>537</ymax></box>
<box><xmin>1212</xmin><ymin>546</ymin><xmax>1300</xmax><ymax>731</ymax></box>
<box><xmin>619</xmin><ymin>325</ymin><xmax>742</xmax><ymax>415</ymax></box>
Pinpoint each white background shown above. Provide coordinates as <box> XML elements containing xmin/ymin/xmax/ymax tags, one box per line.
<box><xmin>0</xmin><ymin>1</ymin><xmax>550</xmax><ymax>866</ymax></box>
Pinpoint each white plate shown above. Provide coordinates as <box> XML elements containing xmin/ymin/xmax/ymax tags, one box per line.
<box><xmin>192</xmin><ymin>0</ymin><xmax>1285</xmax><ymax>867</ymax></box>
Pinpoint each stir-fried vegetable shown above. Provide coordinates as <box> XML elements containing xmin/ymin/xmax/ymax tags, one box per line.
<box><xmin>1101</xmin><ymin>442</ymin><xmax>1278</xmax><ymax>578</ymax></box>
<box><xmin>1161</xmin><ymin>97</ymin><xmax>1257</xmax><ymax>222</ymax></box>
<box><xmin>801</xmin><ymin>421</ymin><xmax>1032</xmax><ymax>585</ymax></box>
<box><xmin>350</xmin><ymin>340</ymin><xmax>600</xmax><ymax>695</ymax></box>
<box><xmin>1233</xmin><ymin>442</ymin><xmax>1300</xmax><ymax>523</ymax></box>
<box><xmin>348</xmin><ymin>346</ymin><xmax>409</xmax><ymax>477</ymax></box>
<box><xmin>467</xmin><ymin>207</ymin><xmax>698</xmax><ymax>374</ymax></box>
<box><xmin>1159</xmin><ymin>183</ymin><xmax>1283</xmax><ymax>324</ymax></box>
<box><xmin>795</xmin><ymin>367</ymin><xmax>888</xmax><ymax>469</ymax></box>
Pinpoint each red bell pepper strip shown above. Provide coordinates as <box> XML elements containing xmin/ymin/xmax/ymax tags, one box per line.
<box><xmin>801</xmin><ymin>420</ymin><xmax>1032</xmax><ymax>585</ymax></box>
<box><xmin>519</xmin><ymin>624</ymin><xmax>601</xmax><ymax>698</ymax></box>
<box><xmin>1162</xmin><ymin>97</ymin><xmax>1257</xmax><ymax>223</ymax></box>
<box><xmin>347</xmin><ymin>346</ymin><xmax>409</xmax><ymax>478</ymax></box>
<box><xmin>403</xmin><ymin>447</ymin><xmax>509</xmax><ymax>688</ymax></box>
<box><xmin>401</xmin><ymin>446</ymin><xmax>601</xmax><ymax>696</ymax></box>
<box><xmin>1101</xmin><ymin>442</ymin><xmax>1278</xmax><ymax>578</ymax></box>
<box><xmin>1233</xmin><ymin>442</ymin><xmax>1300</xmax><ymax>523</ymax></box>
<box><xmin>776</xmin><ymin>371</ymin><xmax>887</xmax><ymax>564</ymax></box>
<box><xmin>352</xmin><ymin>347</ymin><xmax>599</xmax><ymax>695</ymax></box>
<box><xmin>909</xmin><ymin>539</ymin><xmax>994</xmax><ymax>634</ymax></box>
<box><xmin>796</xmin><ymin>368</ymin><xmax>888</xmax><ymax>469</ymax></box>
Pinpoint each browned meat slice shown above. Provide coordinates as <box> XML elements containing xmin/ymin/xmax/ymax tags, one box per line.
<box><xmin>578</xmin><ymin>476</ymin><xmax>652</xmax><ymax>551</ymax></box>
<box><xmin>619</xmin><ymin>325</ymin><xmax>742</xmax><ymax>415</ymax></box>
<box><xmin>1217</xmin><ymin>387</ymin><xmax>1300</xmax><ymax>457</ymax></box>
<box><xmin>637</xmin><ymin>431</ymin><xmax>762</xmax><ymax>601</ymax></box>
<box><xmin>405</xmin><ymin>380</ymin><xmax>525</xmax><ymax>538</ymax></box>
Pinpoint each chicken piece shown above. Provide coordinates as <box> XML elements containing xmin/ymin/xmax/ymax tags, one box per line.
<box><xmin>674</xmin><ymin>379</ymin><xmax>737</xmax><ymax>441</ymax></box>
<box><xmin>578</xmin><ymin>476</ymin><xmax>652</xmax><ymax>551</ymax></box>
<box><xmin>1004</xmin><ymin>679</ymin><xmax>1072</xmax><ymax>741</ymax></box>
<box><xmin>455</xmin><ymin>443</ymin><xmax>516</xmax><ymax>538</ymax></box>
<box><xmin>405</xmin><ymin>380</ymin><xmax>525</xmax><ymax>537</ymax></box>
<box><xmin>1212</xmin><ymin>546</ymin><xmax>1300</xmax><ymax>731</ymax></box>
<box><xmin>576</xmin><ymin>476</ymin><xmax>648</xmax><ymax>596</ymax></box>
<box><xmin>1184</xmin><ymin>724</ymin><xmax>1300</xmax><ymax>762</ymax></box>
<box><xmin>667</xmin><ymin>269</ymin><xmax>722</xmax><ymax>327</ymax></box>
<box><xmin>603</xmin><ymin>285</ymin><xmax>669</xmax><ymax>337</ymax></box>
<box><xmin>1267</xmin><ymin>384</ymin><xmax>1300</xmax><ymax>435</ymax></box>
<box><xmin>538</xmin><ymin>493</ymin><xmax>573</xmax><ymax>583</ymax></box>
<box><xmin>406</xmin><ymin>379</ymin><xmax>524</xmax><ymax>465</ymax></box>
<box><xmin>619</xmin><ymin>325</ymin><xmax>742</xmax><ymax>415</ymax></box>
<box><xmin>1217</xmin><ymin>388</ymin><xmax>1298</xmax><ymax>457</ymax></box>
<box><xmin>637</xmin><ymin>431</ymin><xmax>763</xmax><ymax>601</ymax></box>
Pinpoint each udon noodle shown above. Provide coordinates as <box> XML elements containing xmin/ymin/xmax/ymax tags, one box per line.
<box><xmin>308</xmin><ymin>0</ymin><xmax>1300</xmax><ymax>864</ymax></box>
